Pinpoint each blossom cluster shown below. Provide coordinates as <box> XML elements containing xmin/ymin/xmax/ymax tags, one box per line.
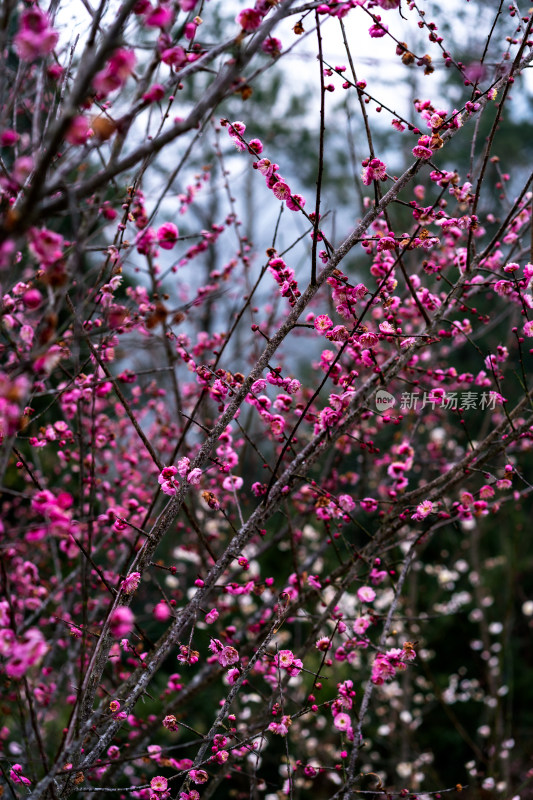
<box><xmin>223</xmin><ymin>120</ymin><xmax>306</xmax><ymax>213</ymax></box>
<box><xmin>0</xmin><ymin>0</ymin><xmax>532</xmax><ymax>798</ymax></box>
<box><xmin>14</xmin><ymin>7</ymin><xmax>58</xmax><ymax>62</ymax></box>
<box><xmin>371</xmin><ymin>642</ymin><xmax>417</xmax><ymax>685</ymax></box>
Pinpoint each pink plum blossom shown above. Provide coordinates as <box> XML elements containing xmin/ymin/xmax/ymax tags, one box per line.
<box><xmin>109</xmin><ymin>607</ymin><xmax>134</xmax><ymax>637</ymax></box>
<box><xmin>357</xmin><ymin>586</ymin><xmax>376</xmax><ymax>603</ymax></box>
<box><xmin>158</xmin><ymin>465</ymin><xmax>179</xmax><ymax>495</ymax></box>
<box><xmin>353</xmin><ymin>617</ymin><xmax>371</xmax><ymax>634</ymax></box>
<box><xmin>361</xmin><ymin>158</ymin><xmax>387</xmax><ymax>185</ymax></box>
<box><xmin>145</xmin><ymin>5</ymin><xmax>173</xmax><ymax>27</ymax></box>
<box><xmin>189</xmin><ymin>770</ymin><xmax>208</xmax><ymax>784</ymax></box>
<box><xmin>121</xmin><ymin>572</ymin><xmax>141</xmax><ymax>594</ymax></box>
<box><xmin>218</xmin><ymin>646</ymin><xmax>239</xmax><ymax>666</ymax></box>
<box><xmin>272</xmin><ymin>181</ymin><xmax>291</xmax><ymax>201</ymax></box>
<box><xmin>369</xmin><ymin>20</ymin><xmax>388</xmax><ymax>38</ymax></box>
<box><xmin>236</xmin><ymin>8</ymin><xmax>262</xmax><ymax>30</ymax></box>
<box><xmin>157</xmin><ymin>222</ymin><xmax>179</xmax><ymax>249</ymax></box>
<box><xmin>261</xmin><ymin>37</ymin><xmax>282</xmax><ymax>56</ymax></box>
<box><xmin>185</xmin><ymin>468</ymin><xmax>201</xmax><ymax>485</ymax></box>
<box><xmin>143</xmin><ymin>84</ymin><xmax>166</xmax><ymax>103</ymax></box>
<box><xmin>65</xmin><ymin>116</ymin><xmax>92</xmax><ymax>145</ymax></box>
<box><xmin>333</xmin><ymin>712</ymin><xmax>351</xmax><ymax>731</ymax></box>
<box><xmin>314</xmin><ymin>314</ymin><xmax>333</xmax><ymax>333</ymax></box>
<box><xmin>93</xmin><ymin>49</ymin><xmax>136</xmax><ymax>96</ymax></box>
<box><xmin>412</xmin><ymin>499</ymin><xmax>434</xmax><ymax>520</ymax></box>
<box><xmin>360</xmin><ymin>497</ymin><xmax>378</xmax><ymax>512</ymax></box>
<box><xmin>150</xmin><ymin>776</ymin><xmax>168</xmax><ymax>792</ymax></box>
<box><xmin>14</xmin><ymin>8</ymin><xmax>58</xmax><ymax>61</ymax></box>
<box><xmin>9</xmin><ymin>765</ymin><xmax>31</xmax><ymax>786</ymax></box>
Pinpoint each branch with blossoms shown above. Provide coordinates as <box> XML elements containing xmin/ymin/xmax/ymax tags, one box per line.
<box><xmin>2</xmin><ymin>1</ymin><xmax>533</xmax><ymax>799</ymax></box>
